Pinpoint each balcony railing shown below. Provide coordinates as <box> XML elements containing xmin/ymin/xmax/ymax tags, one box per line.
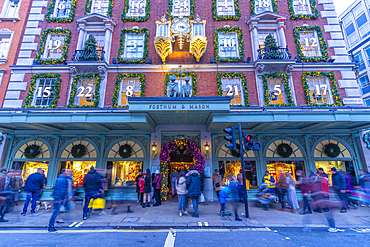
<box><xmin>72</xmin><ymin>49</ymin><xmax>105</xmax><ymax>62</ymax></box>
<box><xmin>257</xmin><ymin>47</ymin><xmax>292</xmax><ymax>60</ymax></box>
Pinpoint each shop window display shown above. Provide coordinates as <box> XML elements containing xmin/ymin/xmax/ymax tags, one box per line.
<box><xmin>315</xmin><ymin>161</ymin><xmax>355</xmax><ymax>186</ymax></box>
<box><xmin>12</xmin><ymin>161</ymin><xmax>49</xmax><ymax>182</ymax></box>
<box><xmin>107</xmin><ymin>161</ymin><xmax>142</xmax><ymax>186</ymax></box>
<box><xmin>218</xmin><ymin>161</ymin><xmax>257</xmax><ymax>187</ymax></box>
<box><xmin>59</xmin><ymin>161</ymin><xmax>96</xmax><ymax>186</ymax></box>
<box><xmin>266</xmin><ymin>160</ymin><xmax>305</xmax><ymax>182</ymax></box>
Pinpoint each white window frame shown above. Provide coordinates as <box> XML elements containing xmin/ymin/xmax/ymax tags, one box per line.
<box><xmin>118</xmin><ymin>78</ymin><xmax>141</xmax><ymax>106</ymax></box>
<box><xmin>307</xmin><ymin>76</ymin><xmax>334</xmax><ymax>105</ymax></box>
<box><xmin>171</xmin><ymin>0</ymin><xmax>190</xmax><ymax>17</ymax></box>
<box><xmin>122</xmin><ymin>33</ymin><xmax>145</xmax><ymax>59</ymax></box>
<box><xmin>42</xmin><ymin>33</ymin><xmax>66</xmax><ymax>59</ymax></box>
<box><xmin>258</xmin><ymin>31</ymin><xmax>278</xmax><ymax>47</ymax></box>
<box><xmin>85</xmin><ymin>32</ymin><xmax>105</xmax><ymax>51</ymax></box>
<box><xmin>255</xmin><ymin>0</ymin><xmax>273</xmax><ymax>14</ymax></box>
<box><xmin>90</xmin><ymin>0</ymin><xmax>109</xmax><ymax>16</ymax></box>
<box><xmin>74</xmin><ymin>78</ymin><xmax>96</xmax><ymax>106</ymax></box>
<box><xmin>0</xmin><ymin>29</ymin><xmax>13</xmax><ymax>63</ymax></box>
<box><xmin>217</xmin><ymin>32</ymin><xmax>239</xmax><ymax>58</ymax></box>
<box><xmin>171</xmin><ymin>76</ymin><xmax>193</xmax><ymax>97</ymax></box>
<box><xmin>267</xmin><ymin>77</ymin><xmax>287</xmax><ymax>105</ymax></box>
<box><xmin>0</xmin><ymin>0</ymin><xmax>21</xmax><ymax>19</ymax></box>
<box><xmin>292</xmin><ymin>0</ymin><xmax>312</xmax><ymax>15</ymax></box>
<box><xmin>299</xmin><ymin>30</ymin><xmax>322</xmax><ymax>57</ymax></box>
<box><xmin>126</xmin><ymin>0</ymin><xmax>146</xmax><ymax>17</ymax></box>
<box><xmin>52</xmin><ymin>0</ymin><xmax>73</xmax><ymax>18</ymax></box>
<box><xmin>216</xmin><ymin>0</ymin><xmax>235</xmax><ymax>16</ymax></box>
<box><xmin>342</xmin><ymin>13</ymin><xmax>359</xmax><ymax>47</ymax></box>
<box><xmin>221</xmin><ymin>77</ymin><xmax>244</xmax><ymax>105</ymax></box>
<box><xmin>31</xmin><ymin>78</ymin><xmax>57</xmax><ymax>107</ymax></box>
<box><xmin>353</xmin><ymin>3</ymin><xmax>370</xmax><ymax>39</ymax></box>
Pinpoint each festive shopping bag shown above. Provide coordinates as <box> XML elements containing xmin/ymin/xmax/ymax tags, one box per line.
<box><xmin>88</xmin><ymin>198</ymin><xmax>94</xmax><ymax>208</ymax></box>
<box><xmin>92</xmin><ymin>198</ymin><xmax>106</xmax><ymax>209</ymax></box>
<box><xmin>199</xmin><ymin>193</ymin><xmax>205</xmax><ymax>203</ymax></box>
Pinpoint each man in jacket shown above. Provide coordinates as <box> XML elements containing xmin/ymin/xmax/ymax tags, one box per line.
<box><xmin>48</xmin><ymin>169</ymin><xmax>70</xmax><ymax>232</ymax></box>
<box><xmin>21</xmin><ymin>168</ymin><xmax>45</xmax><ymax>216</ymax></box>
<box><xmin>262</xmin><ymin>171</ymin><xmax>275</xmax><ymax>193</ymax></box>
<box><xmin>359</xmin><ymin>170</ymin><xmax>370</xmax><ymax>207</ymax></box>
<box><xmin>82</xmin><ymin>166</ymin><xmax>103</xmax><ymax>220</ymax></box>
<box><xmin>153</xmin><ymin>170</ymin><xmax>162</xmax><ymax>207</ymax></box>
<box><xmin>331</xmin><ymin>167</ymin><xmax>348</xmax><ymax>213</ymax></box>
<box><xmin>0</xmin><ymin>171</ymin><xmax>15</xmax><ymax>222</ymax></box>
<box><xmin>276</xmin><ymin>169</ymin><xmax>288</xmax><ymax>211</ymax></box>
<box><xmin>186</xmin><ymin>167</ymin><xmax>201</xmax><ymax>218</ymax></box>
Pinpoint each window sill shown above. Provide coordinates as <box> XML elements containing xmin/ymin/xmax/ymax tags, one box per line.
<box><xmin>0</xmin><ymin>17</ymin><xmax>20</xmax><ymax>22</ymax></box>
<box><xmin>0</xmin><ymin>58</ymin><xmax>8</xmax><ymax>64</ymax></box>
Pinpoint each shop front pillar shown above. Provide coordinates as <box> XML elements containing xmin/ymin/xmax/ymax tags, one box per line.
<box><xmin>304</xmin><ymin>135</ymin><xmax>314</xmax><ymax>174</ymax></box>
<box><xmin>257</xmin><ymin>145</ymin><xmax>266</xmax><ymax>186</ymax></box>
<box><xmin>45</xmin><ymin>137</ymin><xmax>60</xmax><ymax>189</ymax></box>
<box><xmin>352</xmin><ymin>135</ymin><xmax>363</xmax><ymax>183</ymax></box>
<box><xmin>3</xmin><ymin>136</ymin><xmax>13</xmax><ymax>171</ymax></box>
<box><xmin>97</xmin><ymin>136</ymin><xmax>106</xmax><ymax>173</ymax></box>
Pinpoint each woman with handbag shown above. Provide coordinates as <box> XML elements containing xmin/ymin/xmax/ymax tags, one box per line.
<box><xmin>213</xmin><ymin>169</ymin><xmax>221</xmax><ymax>199</ymax></box>
<box><xmin>142</xmin><ymin>169</ymin><xmax>151</xmax><ymax>208</ymax></box>
<box><xmin>176</xmin><ymin>171</ymin><xmax>189</xmax><ymax>216</ymax></box>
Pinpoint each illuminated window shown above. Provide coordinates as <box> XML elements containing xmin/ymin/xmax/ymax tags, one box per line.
<box><xmin>255</xmin><ymin>0</ymin><xmax>273</xmax><ymax>14</ymax></box>
<box><xmin>267</xmin><ymin>77</ymin><xmax>286</xmax><ymax>105</ymax></box>
<box><xmin>118</xmin><ymin>78</ymin><xmax>141</xmax><ymax>106</ymax></box>
<box><xmin>53</xmin><ymin>0</ymin><xmax>73</xmax><ymax>18</ymax></box>
<box><xmin>123</xmin><ymin>33</ymin><xmax>145</xmax><ymax>59</ymax></box>
<box><xmin>299</xmin><ymin>31</ymin><xmax>321</xmax><ymax>57</ymax></box>
<box><xmin>75</xmin><ymin>78</ymin><xmax>96</xmax><ymax>106</ymax></box>
<box><xmin>43</xmin><ymin>34</ymin><xmax>65</xmax><ymax>59</ymax></box>
<box><xmin>218</xmin><ymin>32</ymin><xmax>239</xmax><ymax>58</ymax></box>
<box><xmin>171</xmin><ymin>0</ymin><xmax>190</xmax><ymax>17</ymax></box>
<box><xmin>292</xmin><ymin>0</ymin><xmax>311</xmax><ymax>15</ymax></box>
<box><xmin>32</xmin><ymin>78</ymin><xmax>57</xmax><ymax>107</ymax></box>
<box><xmin>127</xmin><ymin>0</ymin><xmax>146</xmax><ymax>17</ymax></box>
<box><xmin>86</xmin><ymin>32</ymin><xmax>105</xmax><ymax>51</ymax></box>
<box><xmin>91</xmin><ymin>0</ymin><xmax>109</xmax><ymax>16</ymax></box>
<box><xmin>217</xmin><ymin>0</ymin><xmax>235</xmax><ymax>16</ymax></box>
<box><xmin>221</xmin><ymin>77</ymin><xmax>243</xmax><ymax>105</ymax></box>
<box><xmin>307</xmin><ymin>76</ymin><xmax>332</xmax><ymax>105</ymax></box>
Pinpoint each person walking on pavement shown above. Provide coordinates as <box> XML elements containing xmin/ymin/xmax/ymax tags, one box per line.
<box><xmin>199</xmin><ymin>169</ymin><xmax>209</xmax><ymax>205</ymax></box>
<box><xmin>135</xmin><ymin>170</ymin><xmax>143</xmax><ymax>203</ymax></box>
<box><xmin>48</xmin><ymin>169</ymin><xmax>70</xmax><ymax>232</ymax></box>
<box><xmin>276</xmin><ymin>169</ymin><xmax>288</xmax><ymax>211</ymax></box>
<box><xmin>142</xmin><ymin>169</ymin><xmax>151</xmax><ymax>208</ymax></box>
<box><xmin>0</xmin><ymin>168</ymin><xmax>6</xmax><ymax>178</ymax></box>
<box><xmin>286</xmin><ymin>172</ymin><xmax>299</xmax><ymax>213</ymax></box>
<box><xmin>331</xmin><ymin>167</ymin><xmax>348</xmax><ymax>213</ymax></box>
<box><xmin>0</xmin><ymin>171</ymin><xmax>15</xmax><ymax>222</ymax></box>
<box><xmin>237</xmin><ymin>169</ymin><xmax>244</xmax><ymax>202</ymax></box>
<box><xmin>11</xmin><ymin>170</ymin><xmax>22</xmax><ymax>206</ymax></box>
<box><xmin>213</xmin><ymin>169</ymin><xmax>221</xmax><ymax>199</ymax></box>
<box><xmin>21</xmin><ymin>168</ymin><xmax>45</xmax><ymax>216</ymax></box>
<box><xmin>296</xmin><ymin>170</ymin><xmax>312</xmax><ymax>215</ymax></box>
<box><xmin>138</xmin><ymin>174</ymin><xmax>145</xmax><ymax>206</ymax></box>
<box><xmin>56</xmin><ymin>169</ymin><xmax>73</xmax><ymax>223</ymax></box>
<box><xmin>82</xmin><ymin>166</ymin><xmax>103</xmax><ymax>220</ymax></box>
<box><xmin>359</xmin><ymin>170</ymin><xmax>370</xmax><ymax>207</ymax></box>
<box><xmin>176</xmin><ymin>171</ymin><xmax>189</xmax><ymax>216</ymax></box>
<box><xmin>186</xmin><ymin>167</ymin><xmax>201</xmax><ymax>218</ymax></box>
<box><xmin>170</xmin><ymin>169</ymin><xmax>178</xmax><ymax>198</ymax></box>
<box><xmin>311</xmin><ymin>173</ymin><xmax>323</xmax><ymax>213</ymax></box>
<box><xmin>153</xmin><ymin>170</ymin><xmax>162</xmax><ymax>207</ymax></box>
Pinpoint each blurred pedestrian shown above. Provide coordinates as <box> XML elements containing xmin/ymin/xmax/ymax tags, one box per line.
<box><xmin>138</xmin><ymin>174</ymin><xmax>145</xmax><ymax>206</ymax></box>
<box><xmin>199</xmin><ymin>169</ymin><xmax>209</xmax><ymax>205</ymax></box>
<box><xmin>142</xmin><ymin>169</ymin><xmax>151</xmax><ymax>208</ymax></box>
<box><xmin>11</xmin><ymin>170</ymin><xmax>22</xmax><ymax>206</ymax></box>
<box><xmin>331</xmin><ymin>167</ymin><xmax>348</xmax><ymax>213</ymax></box>
<box><xmin>296</xmin><ymin>170</ymin><xmax>312</xmax><ymax>215</ymax></box>
<box><xmin>359</xmin><ymin>170</ymin><xmax>370</xmax><ymax>207</ymax></box>
<box><xmin>135</xmin><ymin>170</ymin><xmax>142</xmax><ymax>203</ymax></box>
<box><xmin>82</xmin><ymin>166</ymin><xmax>103</xmax><ymax>220</ymax></box>
<box><xmin>153</xmin><ymin>170</ymin><xmax>162</xmax><ymax>207</ymax></box>
<box><xmin>186</xmin><ymin>167</ymin><xmax>201</xmax><ymax>218</ymax></box>
<box><xmin>318</xmin><ymin>168</ymin><xmax>328</xmax><ymax>178</ymax></box>
<box><xmin>48</xmin><ymin>169</ymin><xmax>70</xmax><ymax>232</ymax></box>
<box><xmin>311</xmin><ymin>173</ymin><xmax>323</xmax><ymax>213</ymax></box>
<box><xmin>0</xmin><ymin>168</ymin><xmax>6</xmax><ymax>178</ymax></box>
<box><xmin>170</xmin><ymin>169</ymin><xmax>178</xmax><ymax>198</ymax></box>
<box><xmin>237</xmin><ymin>169</ymin><xmax>244</xmax><ymax>202</ymax></box>
<box><xmin>21</xmin><ymin>168</ymin><xmax>45</xmax><ymax>216</ymax></box>
<box><xmin>213</xmin><ymin>169</ymin><xmax>221</xmax><ymax>199</ymax></box>
<box><xmin>262</xmin><ymin>171</ymin><xmax>275</xmax><ymax>193</ymax></box>
<box><xmin>151</xmin><ymin>173</ymin><xmax>156</xmax><ymax>204</ymax></box>
<box><xmin>56</xmin><ymin>169</ymin><xmax>73</xmax><ymax>224</ymax></box>
<box><xmin>0</xmin><ymin>171</ymin><xmax>15</xmax><ymax>222</ymax></box>
<box><xmin>176</xmin><ymin>171</ymin><xmax>189</xmax><ymax>216</ymax></box>
<box><xmin>286</xmin><ymin>172</ymin><xmax>299</xmax><ymax>213</ymax></box>
<box><xmin>344</xmin><ymin>171</ymin><xmax>358</xmax><ymax>209</ymax></box>
<box><xmin>276</xmin><ymin>169</ymin><xmax>288</xmax><ymax>211</ymax></box>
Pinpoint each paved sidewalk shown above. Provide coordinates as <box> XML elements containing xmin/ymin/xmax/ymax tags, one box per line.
<box><xmin>1</xmin><ymin>198</ymin><xmax>370</xmax><ymax>229</ymax></box>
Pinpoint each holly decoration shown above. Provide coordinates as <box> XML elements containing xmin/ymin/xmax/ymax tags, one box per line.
<box><xmin>118</xmin><ymin>144</ymin><xmax>133</xmax><ymax>159</ymax></box>
<box><xmin>277</xmin><ymin>143</ymin><xmax>293</xmax><ymax>158</ymax></box>
<box><xmin>71</xmin><ymin>144</ymin><xmax>86</xmax><ymax>158</ymax></box>
<box><xmin>84</xmin><ymin>35</ymin><xmax>97</xmax><ymax>52</ymax></box>
<box><xmin>24</xmin><ymin>145</ymin><xmax>41</xmax><ymax>159</ymax></box>
<box><xmin>324</xmin><ymin>143</ymin><xmax>341</xmax><ymax>158</ymax></box>
<box><xmin>263</xmin><ymin>34</ymin><xmax>282</xmax><ymax>59</ymax></box>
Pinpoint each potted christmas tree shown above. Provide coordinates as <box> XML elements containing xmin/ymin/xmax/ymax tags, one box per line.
<box><xmin>263</xmin><ymin>34</ymin><xmax>282</xmax><ymax>59</ymax></box>
<box><xmin>83</xmin><ymin>35</ymin><xmax>98</xmax><ymax>61</ymax></box>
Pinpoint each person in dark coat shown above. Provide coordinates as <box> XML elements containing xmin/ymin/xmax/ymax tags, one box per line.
<box><xmin>186</xmin><ymin>167</ymin><xmax>201</xmax><ymax>218</ymax></box>
<box><xmin>48</xmin><ymin>169</ymin><xmax>70</xmax><ymax>232</ymax></box>
<box><xmin>0</xmin><ymin>171</ymin><xmax>15</xmax><ymax>222</ymax></box>
<box><xmin>331</xmin><ymin>167</ymin><xmax>348</xmax><ymax>213</ymax></box>
<box><xmin>153</xmin><ymin>170</ymin><xmax>162</xmax><ymax>207</ymax></box>
<box><xmin>82</xmin><ymin>166</ymin><xmax>103</xmax><ymax>220</ymax></box>
<box><xmin>296</xmin><ymin>170</ymin><xmax>312</xmax><ymax>215</ymax></box>
<box><xmin>135</xmin><ymin>170</ymin><xmax>143</xmax><ymax>203</ymax></box>
<box><xmin>142</xmin><ymin>169</ymin><xmax>151</xmax><ymax>208</ymax></box>
<box><xmin>21</xmin><ymin>168</ymin><xmax>45</xmax><ymax>216</ymax></box>
<box><xmin>199</xmin><ymin>169</ymin><xmax>209</xmax><ymax>205</ymax></box>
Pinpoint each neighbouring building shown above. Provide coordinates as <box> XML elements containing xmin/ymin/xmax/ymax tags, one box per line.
<box><xmin>0</xmin><ymin>0</ymin><xmax>369</xmax><ymax>200</ymax></box>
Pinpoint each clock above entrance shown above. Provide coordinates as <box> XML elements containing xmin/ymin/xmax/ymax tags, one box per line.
<box><xmin>154</xmin><ymin>15</ymin><xmax>207</xmax><ymax>63</ymax></box>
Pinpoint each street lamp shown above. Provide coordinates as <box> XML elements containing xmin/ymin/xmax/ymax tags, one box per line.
<box><xmin>152</xmin><ymin>141</ymin><xmax>158</xmax><ymax>159</ymax></box>
<box><xmin>204</xmin><ymin>142</ymin><xmax>210</xmax><ymax>159</ymax></box>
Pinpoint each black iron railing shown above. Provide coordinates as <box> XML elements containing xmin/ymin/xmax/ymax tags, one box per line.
<box><xmin>257</xmin><ymin>47</ymin><xmax>292</xmax><ymax>60</ymax></box>
<box><xmin>72</xmin><ymin>49</ymin><xmax>105</xmax><ymax>61</ymax></box>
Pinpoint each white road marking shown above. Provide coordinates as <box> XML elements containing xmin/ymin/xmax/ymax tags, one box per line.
<box><xmin>351</xmin><ymin>228</ymin><xmax>370</xmax><ymax>233</ymax></box>
<box><xmin>164</xmin><ymin>230</ymin><xmax>176</xmax><ymax>247</ymax></box>
<box><xmin>204</xmin><ymin>222</ymin><xmax>209</xmax><ymax>227</ymax></box>
<box><xmin>285</xmin><ymin>237</ymin><xmax>291</xmax><ymax>240</ymax></box>
<box><xmin>68</xmin><ymin>222</ymin><xmax>77</xmax><ymax>228</ymax></box>
<box><xmin>75</xmin><ymin>222</ymin><xmax>84</xmax><ymax>228</ymax></box>
<box><xmin>198</xmin><ymin>222</ymin><xmax>202</xmax><ymax>227</ymax></box>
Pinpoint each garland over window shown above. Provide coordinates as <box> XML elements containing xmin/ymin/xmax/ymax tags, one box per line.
<box><xmin>302</xmin><ymin>71</ymin><xmax>343</xmax><ymax>107</ymax></box>
<box><xmin>164</xmin><ymin>71</ymin><xmax>197</xmax><ymax>97</ymax></box>
<box><xmin>250</xmin><ymin>0</ymin><xmax>278</xmax><ymax>15</ymax></box>
<box><xmin>35</xmin><ymin>29</ymin><xmax>71</xmax><ymax>65</ymax></box>
<box><xmin>216</xmin><ymin>72</ymin><xmax>250</xmax><ymax>107</ymax></box>
<box><xmin>214</xmin><ymin>26</ymin><xmax>244</xmax><ymax>63</ymax></box>
<box><xmin>262</xmin><ymin>72</ymin><xmax>295</xmax><ymax>107</ymax></box>
<box><xmin>212</xmin><ymin>0</ymin><xmax>241</xmax><ymax>21</ymax></box>
<box><xmin>112</xmin><ymin>73</ymin><xmax>146</xmax><ymax>108</ymax></box>
<box><xmin>288</xmin><ymin>0</ymin><xmax>319</xmax><ymax>20</ymax></box>
<box><xmin>166</xmin><ymin>0</ymin><xmax>195</xmax><ymax>20</ymax></box>
<box><xmin>122</xmin><ymin>0</ymin><xmax>150</xmax><ymax>22</ymax></box>
<box><xmin>67</xmin><ymin>73</ymin><xmax>101</xmax><ymax>108</ymax></box>
<box><xmin>23</xmin><ymin>73</ymin><xmax>62</xmax><ymax>108</ymax></box>
<box><xmin>117</xmin><ymin>28</ymin><xmax>149</xmax><ymax>64</ymax></box>
<box><xmin>85</xmin><ymin>0</ymin><xmax>113</xmax><ymax>17</ymax></box>
<box><xmin>45</xmin><ymin>0</ymin><xmax>78</xmax><ymax>22</ymax></box>
<box><xmin>293</xmin><ymin>26</ymin><xmax>328</xmax><ymax>62</ymax></box>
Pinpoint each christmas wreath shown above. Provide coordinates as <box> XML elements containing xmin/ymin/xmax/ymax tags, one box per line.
<box><xmin>71</xmin><ymin>144</ymin><xmax>86</xmax><ymax>158</ymax></box>
<box><xmin>24</xmin><ymin>145</ymin><xmax>41</xmax><ymax>159</ymax></box>
<box><xmin>119</xmin><ymin>144</ymin><xmax>132</xmax><ymax>159</ymax></box>
<box><xmin>324</xmin><ymin>143</ymin><xmax>341</xmax><ymax>158</ymax></box>
<box><xmin>277</xmin><ymin>143</ymin><xmax>293</xmax><ymax>158</ymax></box>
